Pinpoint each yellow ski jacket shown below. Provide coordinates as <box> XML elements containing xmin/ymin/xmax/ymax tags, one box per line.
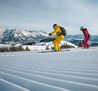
<box><xmin>51</xmin><ymin>25</ymin><xmax>64</xmax><ymax>41</ymax></box>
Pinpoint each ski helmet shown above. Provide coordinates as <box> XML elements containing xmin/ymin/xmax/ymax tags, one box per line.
<box><xmin>80</xmin><ymin>26</ymin><xmax>83</xmax><ymax>30</ymax></box>
<box><xmin>53</xmin><ymin>24</ymin><xmax>57</xmax><ymax>28</ymax></box>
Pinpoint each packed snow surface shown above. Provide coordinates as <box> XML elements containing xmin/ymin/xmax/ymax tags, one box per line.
<box><xmin>0</xmin><ymin>47</ymin><xmax>98</xmax><ymax>91</ymax></box>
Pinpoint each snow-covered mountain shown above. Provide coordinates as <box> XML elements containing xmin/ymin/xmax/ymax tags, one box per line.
<box><xmin>0</xmin><ymin>27</ymin><xmax>48</xmax><ymax>44</ymax></box>
<box><xmin>65</xmin><ymin>34</ymin><xmax>98</xmax><ymax>42</ymax></box>
<box><xmin>65</xmin><ymin>34</ymin><xmax>98</xmax><ymax>46</ymax></box>
<box><xmin>0</xmin><ymin>27</ymin><xmax>98</xmax><ymax>47</ymax></box>
<box><xmin>0</xmin><ymin>26</ymin><xmax>6</xmax><ymax>42</ymax></box>
<box><xmin>40</xmin><ymin>34</ymin><xmax>98</xmax><ymax>47</ymax></box>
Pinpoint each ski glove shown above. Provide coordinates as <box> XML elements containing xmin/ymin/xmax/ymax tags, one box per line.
<box><xmin>49</xmin><ymin>33</ymin><xmax>52</xmax><ymax>36</ymax></box>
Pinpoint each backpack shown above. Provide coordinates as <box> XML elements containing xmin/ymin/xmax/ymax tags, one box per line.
<box><xmin>60</xmin><ymin>27</ymin><xmax>67</xmax><ymax>36</ymax></box>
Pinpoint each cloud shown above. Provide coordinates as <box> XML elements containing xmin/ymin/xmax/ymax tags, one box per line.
<box><xmin>0</xmin><ymin>0</ymin><xmax>98</xmax><ymax>34</ymax></box>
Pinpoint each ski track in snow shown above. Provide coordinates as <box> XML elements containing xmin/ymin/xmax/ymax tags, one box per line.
<box><xmin>0</xmin><ymin>47</ymin><xmax>98</xmax><ymax>91</ymax></box>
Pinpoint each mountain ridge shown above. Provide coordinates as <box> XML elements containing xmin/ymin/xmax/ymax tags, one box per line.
<box><xmin>0</xmin><ymin>27</ymin><xmax>98</xmax><ymax>46</ymax></box>
<box><xmin>0</xmin><ymin>27</ymin><xmax>48</xmax><ymax>44</ymax></box>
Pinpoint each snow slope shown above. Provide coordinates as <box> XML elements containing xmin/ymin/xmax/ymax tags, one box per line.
<box><xmin>0</xmin><ymin>47</ymin><xmax>98</xmax><ymax>91</ymax></box>
<box><xmin>0</xmin><ymin>27</ymin><xmax>48</xmax><ymax>44</ymax></box>
<box><xmin>26</xmin><ymin>40</ymin><xmax>78</xmax><ymax>51</ymax></box>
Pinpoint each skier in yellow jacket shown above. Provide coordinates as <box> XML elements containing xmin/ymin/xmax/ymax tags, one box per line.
<box><xmin>49</xmin><ymin>24</ymin><xmax>66</xmax><ymax>51</ymax></box>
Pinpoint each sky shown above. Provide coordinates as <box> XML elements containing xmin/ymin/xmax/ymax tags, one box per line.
<box><xmin>0</xmin><ymin>0</ymin><xmax>98</xmax><ymax>34</ymax></box>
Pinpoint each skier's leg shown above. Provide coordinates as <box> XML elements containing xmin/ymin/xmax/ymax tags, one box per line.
<box><xmin>86</xmin><ymin>43</ymin><xmax>89</xmax><ymax>48</ymax></box>
<box><xmin>53</xmin><ymin>39</ymin><xmax>58</xmax><ymax>51</ymax></box>
<box><xmin>53</xmin><ymin>38</ymin><xmax>61</xmax><ymax>51</ymax></box>
<box><xmin>58</xmin><ymin>39</ymin><xmax>63</xmax><ymax>51</ymax></box>
<box><xmin>84</xmin><ymin>41</ymin><xmax>88</xmax><ymax>48</ymax></box>
<box><xmin>85</xmin><ymin>40</ymin><xmax>89</xmax><ymax>48</ymax></box>
<box><xmin>82</xmin><ymin>40</ymin><xmax>87</xmax><ymax>48</ymax></box>
<box><xmin>53</xmin><ymin>36</ymin><xmax>64</xmax><ymax>51</ymax></box>
<box><xmin>57</xmin><ymin>37</ymin><xmax>64</xmax><ymax>51</ymax></box>
<box><xmin>56</xmin><ymin>37</ymin><xmax>62</xmax><ymax>51</ymax></box>
<box><xmin>57</xmin><ymin>42</ymin><xmax>61</xmax><ymax>51</ymax></box>
<box><xmin>86</xmin><ymin>37</ymin><xmax>90</xmax><ymax>48</ymax></box>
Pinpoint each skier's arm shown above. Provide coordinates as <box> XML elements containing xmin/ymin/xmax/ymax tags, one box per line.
<box><xmin>51</xmin><ymin>27</ymin><xmax>59</xmax><ymax>35</ymax></box>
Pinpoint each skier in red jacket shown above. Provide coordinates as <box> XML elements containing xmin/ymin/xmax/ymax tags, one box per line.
<box><xmin>80</xmin><ymin>26</ymin><xmax>90</xmax><ymax>48</ymax></box>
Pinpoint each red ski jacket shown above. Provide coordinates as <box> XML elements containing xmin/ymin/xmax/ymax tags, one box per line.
<box><xmin>82</xmin><ymin>28</ymin><xmax>90</xmax><ymax>41</ymax></box>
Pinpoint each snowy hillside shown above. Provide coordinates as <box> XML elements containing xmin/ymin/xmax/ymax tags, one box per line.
<box><xmin>0</xmin><ymin>27</ymin><xmax>48</xmax><ymax>44</ymax></box>
<box><xmin>65</xmin><ymin>35</ymin><xmax>98</xmax><ymax>46</ymax></box>
<box><xmin>0</xmin><ymin>40</ymin><xmax>78</xmax><ymax>52</ymax></box>
<box><xmin>0</xmin><ymin>47</ymin><xmax>98</xmax><ymax>91</ymax></box>
<box><xmin>0</xmin><ymin>26</ymin><xmax>6</xmax><ymax>42</ymax></box>
<box><xmin>23</xmin><ymin>40</ymin><xmax>78</xmax><ymax>51</ymax></box>
<box><xmin>0</xmin><ymin>26</ymin><xmax>98</xmax><ymax>47</ymax></box>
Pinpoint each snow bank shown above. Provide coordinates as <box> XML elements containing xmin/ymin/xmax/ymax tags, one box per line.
<box><xmin>0</xmin><ymin>47</ymin><xmax>98</xmax><ymax>91</ymax></box>
<box><xmin>29</xmin><ymin>41</ymin><xmax>78</xmax><ymax>51</ymax></box>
